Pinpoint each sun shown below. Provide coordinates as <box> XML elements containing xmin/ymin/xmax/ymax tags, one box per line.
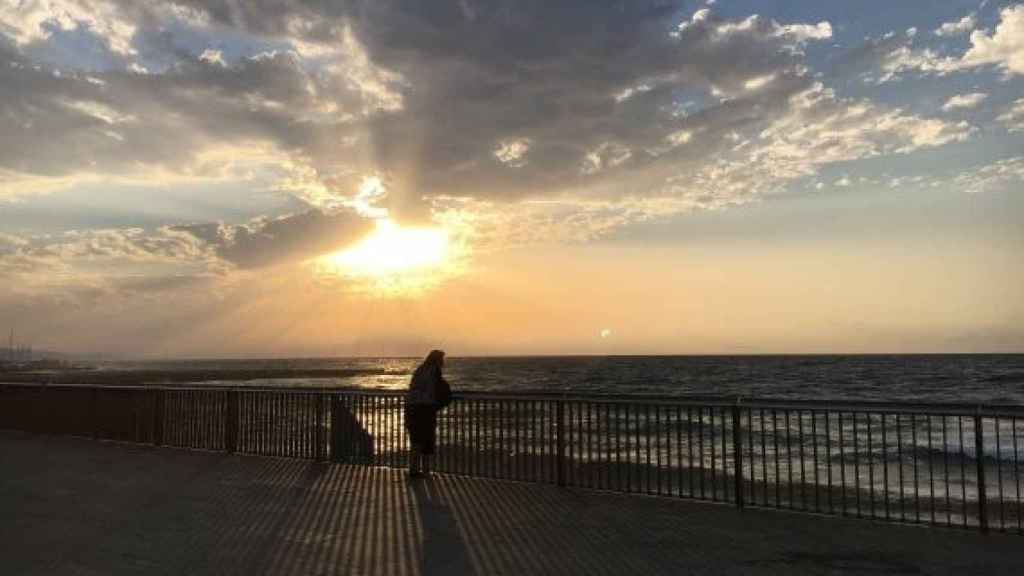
<box><xmin>313</xmin><ymin>219</ymin><xmax>460</xmax><ymax>295</ymax></box>
<box><xmin>329</xmin><ymin>219</ymin><xmax>448</xmax><ymax>276</ymax></box>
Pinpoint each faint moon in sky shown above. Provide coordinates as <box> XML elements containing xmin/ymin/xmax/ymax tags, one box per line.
<box><xmin>600</xmin><ymin>329</ymin><xmax>612</xmax><ymax>339</ymax></box>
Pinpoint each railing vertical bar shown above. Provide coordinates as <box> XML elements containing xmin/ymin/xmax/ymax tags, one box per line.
<box><xmin>489</xmin><ymin>399</ymin><xmax>497</xmax><ymax>475</ymax></box>
<box><xmin>578</xmin><ymin>401</ymin><xmax>585</xmax><ymax>486</ymax></box>
<box><xmin>959</xmin><ymin>415</ymin><xmax>967</xmax><ymax>529</ymax></box>
<box><xmin>825</xmin><ymin>410</ymin><xmax>833</xmax><ymax>514</ymax></box>
<box><xmin>839</xmin><ymin>412</ymin><xmax>846</xmax><ymax>516</ymax></box>
<box><xmin>811</xmin><ymin>409</ymin><xmax>819</xmax><ymax>512</ymax></box>
<box><xmin>178</xmin><ymin>389</ymin><xmax>184</xmax><ymax>447</ymax></box>
<box><xmin>252</xmin><ymin>391</ymin><xmax>258</xmax><ymax>456</ymax></box>
<box><xmin>268</xmin><ymin>391</ymin><xmax>275</xmax><ymax>457</ymax></box>
<box><xmin>772</xmin><ymin>409</ymin><xmax>780</xmax><ymax>508</ymax></box>
<box><xmin>455</xmin><ymin>395</ymin><xmax>463</xmax><ymax>474</ymax></box>
<box><xmin>466</xmin><ymin>397</ymin><xmax>473</xmax><ymax>476</ymax></box>
<box><xmin>655</xmin><ymin>404</ymin><xmax>662</xmax><ymax>496</ymax></box>
<box><xmin>912</xmin><ymin>413</ymin><xmax>920</xmax><ymax>523</ymax></box>
<box><xmin>975</xmin><ymin>412</ymin><xmax>989</xmax><ymax>533</ymax></box>
<box><xmin>279</xmin><ymin>392</ymin><xmax>286</xmax><ymax>458</ymax></box>
<box><xmin>536</xmin><ymin>397</ymin><xmax>544</xmax><ymax>481</ymax></box>
<box><xmin>547</xmin><ymin>399</ymin><xmax>554</xmax><ymax>484</ymax></box>
<box><xmin>604</xmin><ymin>402</ymin><xmax>612</xmax><ymax>491</ymax></box>
<box><xmin>498</xmin><ymin>399</ymin><xmax>505</xmax><ymax>479</ymax></box>
<box><xmin>798</xmin><ymin>409</ymin><xmax>806</xmax><ymax>510</ymax></box>
<box><xmin>732</xmin><ymin>402</ymin><xmax>744</xmax><ymax>509</ymax></box>
<box><xmin>625</xmin><ymin>404</ymin><xmax>632</xmax><ymax>492</ymax></box>
<box><xmin>760</xmin><ymin>409</ymin><xmax>767</xmax><ymax>507</ymax></box>
<box><xmin>276</xmin><ymin>389</ymin><xmax>284</xmax><ymax>457</ymax></box>
<box><xmin>616</xmin><ymin>403</ymin><xmax>623</xmax><ymax>492</ymax></box>
<box><xmin>185</xmin><ymin>389</ymin><xmax>192</xmax><ymax>448</ymax></box>
<box><xmin>928</xmin><ymin>414</ymin><xmax>936</xmax><ymax>524</ymax></box>
<box><xmin>854</xmin><ymin>412</ymin><xmax>861</xmax><ymax>518</ymax></box>
<box><xmin>673</xmin><ymin>405</ymin><xmax>681</xmax><ymax>498</ymax></box>
<box><xmin>689</xmin><ymin>406</ymin><xmax>696</xmax><ymax>498</ymax></box>
<box><xmin>556</xmin><ymin>398</ymin><xmax>565</xmax><ymax>487</ymax></box>
<box><xmin>244</xmin><ymin>389</ymin><xmax>250</xmax><ymax>453</ymax></box>
<box><xmin>699</xmin><ymin>407</ymin><xmax>707</xmax><ymax>500</ymax></box>
<box><xmin>785</xmin><ymin>410</ymin><xmax>793</xmax><ymax>508</ymax></box>
<box><xmin>883</xmin><ymin>413</ymin><xmax>890</xmax><ymax>521</ymax></box>
<box><xmin>513</xmin><ymin>400</ymin><xmax>520</xmax><ymax>481</ymax></box>
<box><xmin>996</xmin><ymin>416</ymin><xmax>1004</xmax><ymax>531</ymax></box>
<box><xmin>474</xmin><ymin>398</ymin><xmax>482</xmax><ymax>478</ymax></box>
<box><xmin>897</xmin><ymin>413</ymin><xmax>905</xmax><ymax>522</ymax></box>
<box><xmin>645</xmin><ymin>404</ymin><xmax>653</xmax><ymax>495</ymax></box>
<box><xmin>264</xmin><ymin>392</ymin><xmax>271</xmax><ymax>456</ymax></box>
<box><xmin>188</xmin><ymin>389</ymin><xmax>194</xmax><ymax>448</ymax></box>
<box><xmin>867</xmin><ymin>412</ymin><xmax>875</xmax><ymax>518</ymax></box>
<box><xmin>720</xmin><ymin>406</ymin><xmax>728</xmax><ymax>502</ymax></box>
<box><xmin>289</xmin><ymin>392</ymin><xmax>296</xmax><ymax>458</ymax></box>
<box><xmin>587</xmin><ymin>402</ymin><xmax>594</xmax><ymax>490</ymax></box>
<box><xmin>943</xmin><ymin>415</ymin><xmax>951</xmax><ymax>527</ymax></box>
<box><xmin>622</xmin><ymin>401</ymin><xmax>630</xmax><ymax>491</ymax></box>
<box><xmin>747</xmin><ymin>408</ymin><xmax>755</xmax><ymax>504</ymax></box>
<box><xmin>1013</xmin><ymin>417</ymin><xmax>1021</xmax><ymax>534</ymax></box>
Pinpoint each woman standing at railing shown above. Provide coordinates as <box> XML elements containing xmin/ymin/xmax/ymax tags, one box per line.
<box><xmin>406</xmin><ymin>349</ymin><xmax>452</xmax><ymax>478</ymax></box>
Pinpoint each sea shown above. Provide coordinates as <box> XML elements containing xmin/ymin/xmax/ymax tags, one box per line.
<box><xmin>110</xmin><ymin>354</ymin><xmax>1024</xmax><ymax>405</ymax></box>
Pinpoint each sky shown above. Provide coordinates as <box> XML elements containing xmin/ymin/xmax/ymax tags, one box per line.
<box><xmin>0</xmin><ymin>0</ymin><xmax>1022</xmax><ymax>357</ymax></box>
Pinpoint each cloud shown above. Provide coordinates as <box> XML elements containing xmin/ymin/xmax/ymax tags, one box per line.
<box><xmin>959</xmin><ymin>6</ymin><xmax>1024</xmax><ymax>75</ymax></box>
<box><xmin>493</xmin><ymin>138</ymin><xmax>531</xmax><ymax>168</ymax></box>
<box><xmin>941</xmin><ymin>92</ymin><xmax>988</xmax><ymax>111</ymax></box>
<box><xmin>934</xmin><ymin>13</ymin><xmax>977</xmax><ymax>37</ymax></box>
<box><xmin>871</xmin><ymin>6</ymin><xmax>1024</xmax><ymax>82</ymax></box>
<box><xmin>0</xmin><ymin>0</ymin><xmax>139</xmax><ymax>56</ymax></box>
<box><xmin>953</xmin><ymin>156</ymin><xmax>1024</xmax><ymax>194</ymax></box>
<box><xmin>0</xmin><ymin>1</ymin><xmax>990</xmax><ymax>253</ymax></box>
<box><xmin>174</xmin><ymin>209</ymin><xmax>374</xmax><ymax>269</ymax></box>
<box><xmin>997</xmin><ymin>97</ymin><xmax>1024</xmax><ymax>132</ymax></box>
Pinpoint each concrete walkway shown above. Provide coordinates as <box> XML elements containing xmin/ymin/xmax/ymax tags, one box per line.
<box><xmin>2</xmin><ymin>430</ymin><xmax>1022</xmax><ymax>575</ymax></box>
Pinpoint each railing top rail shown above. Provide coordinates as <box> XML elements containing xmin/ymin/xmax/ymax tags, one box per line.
<box><xmin>3</xmin><ymin>380</ymin><xmax>1023</xmax><ymax>416</ymax></box>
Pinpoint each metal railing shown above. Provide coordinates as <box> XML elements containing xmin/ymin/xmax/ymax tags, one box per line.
<box><xmin>1</xmin><ymin>383</ymin><xmax>1022</xmax><ymax>534</ymax></box>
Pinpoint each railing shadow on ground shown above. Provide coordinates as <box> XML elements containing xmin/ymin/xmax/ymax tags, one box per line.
<box><xmin>4</xmin><ymin>430</ymin><xmax>1024</xmax><ymax>576</ymax></box>
<box><xmin>242</xmin><ymin>466</ymin><xmax>673</xmax><ymax>576</ymax></box>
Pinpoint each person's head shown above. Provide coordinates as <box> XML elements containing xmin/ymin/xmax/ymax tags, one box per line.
<box><xmin>423</xmin><ymin>349</ymin><xmax>445</xmax><ymax>369</ymax></box>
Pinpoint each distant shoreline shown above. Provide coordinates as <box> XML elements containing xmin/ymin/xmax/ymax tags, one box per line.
<box><xmin>0</xmin><ymin>368</ymin><xmax>389</xmax><ymax>386</ymax></box>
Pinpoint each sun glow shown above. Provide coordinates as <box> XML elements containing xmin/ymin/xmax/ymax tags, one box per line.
<box><xmin>314</xmin><ymin>218</ymin><xmax>461</xmax><ymax>295</ymax></box>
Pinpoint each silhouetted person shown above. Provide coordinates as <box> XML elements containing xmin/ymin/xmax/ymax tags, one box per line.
<box><xmin>406</xmin><ymin>349</ymin><xmax>451</xmax><ymax>478</ymax></box>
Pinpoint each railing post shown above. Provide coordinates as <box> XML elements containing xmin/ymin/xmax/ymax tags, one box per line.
<box><xmin>556</xmin><ymin>397</ymin><xmax>566</xmax><ymax>487</ymax></box>
<box><xmin>732</xmin><ymin>398</ymin><xmax>745</xmax><ymax>510</ymax></box>
<box><xmin>153</xmin><ymin>389</ymin><xmax>164</xmax><ymax>446</ymax></box>
<box><xmin>974</xmin><ymin>409</ymin><xmax>988</xmax><ymax>533</ymax></box>
<box><xmin>225</xmin><ymin>391</ymin><xmax>239</xmax><ymax>453</ymax></box>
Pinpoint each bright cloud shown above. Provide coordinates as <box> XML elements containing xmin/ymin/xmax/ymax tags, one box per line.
<box><xmin>877</xmin><ymin>6</ymin><xmax>1024</xmax><ymax>81</ymax></box>
<box><xmin>934</xmin><ymin>13</ymin><xmax>977</xmax><ymax>37</ymax></box>
<box><xmin>941</xmin><ymin>92</ymin><xmax>988</xmax><ymax>112</ymax></box>
<box><xmin>494</xmin><ymin>138</ymin><xmax>532</xmax><ymax>168</ymax></box>
<box><xmin>959</xmin><ymin>6</ymin><xmax>1024</xmax><ymax>75</ymax></box>
<box><xmin>0</xmin><ymin>0</ymin><xmax>137</xmax><ymax>55</ymax></box>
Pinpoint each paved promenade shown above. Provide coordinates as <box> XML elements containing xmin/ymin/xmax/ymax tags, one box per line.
<box><xmin>2</xmin><ymin>430</ymin><xmax>1022</xmax><ymax>575</ymax></box>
